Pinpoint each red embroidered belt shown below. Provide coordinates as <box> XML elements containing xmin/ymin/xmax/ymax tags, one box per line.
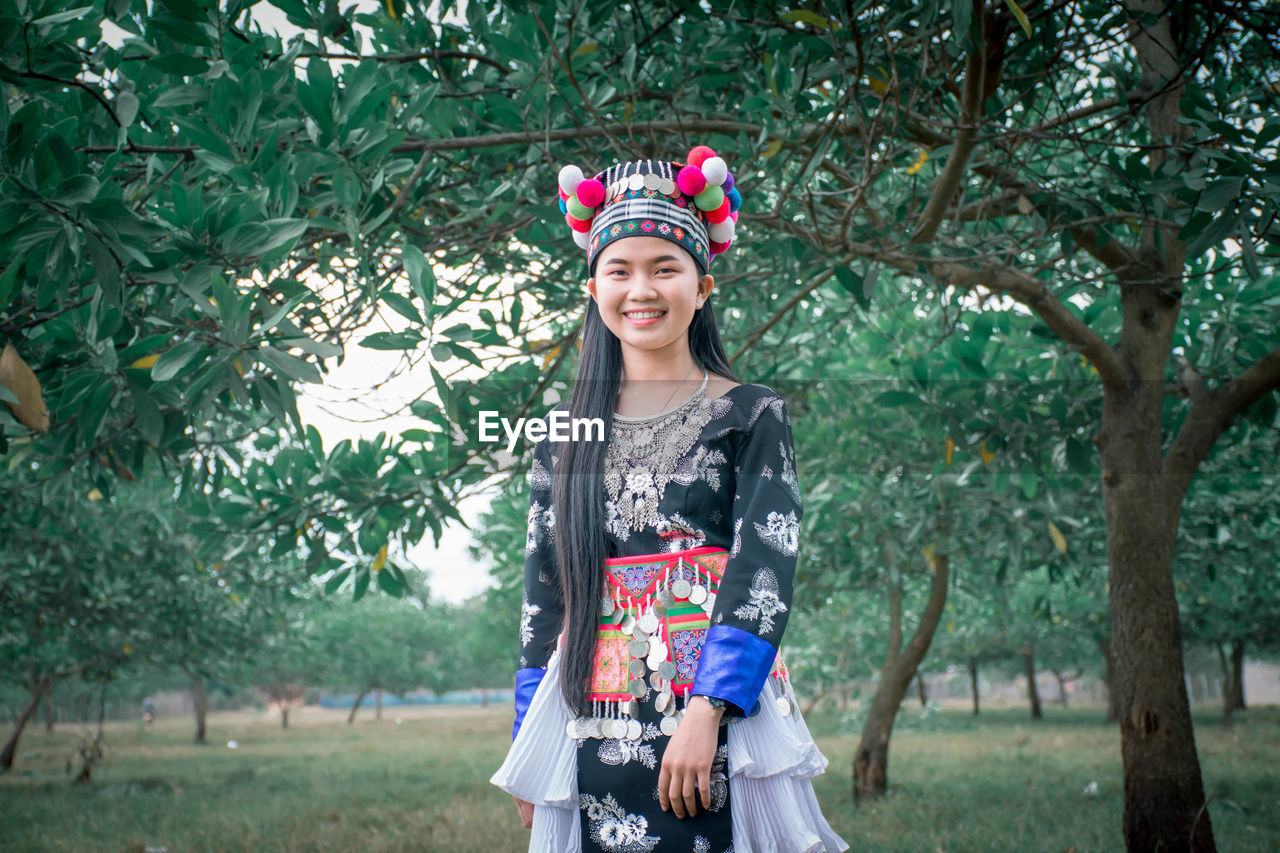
<box><xmin>587</xmin><ymin>546</ymin><xmax>787</xmax><ymax>703</ymax></box>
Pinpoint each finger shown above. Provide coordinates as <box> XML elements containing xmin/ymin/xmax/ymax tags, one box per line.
<box><xmin>700</xmin><ymin>767</ymin><xmax>712</xmax><ymax>810</ymax></box>
<box><xmin>670</xmin><ymin>773</ymin><xmax>687</xmax><ymax>819</ymax></box>
<box><xmin>658</xmin><ymin>765</ymin><xmax>670</xmax><ymax>812</ymax></box>
<box><xmin>683</xmin><ymin>774</ymin><xmax>698</xmax><ymax>818</ymax></box>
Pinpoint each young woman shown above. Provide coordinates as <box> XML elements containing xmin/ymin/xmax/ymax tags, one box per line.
<box><xmin>492</xmin><ymin>149</ymin><xmax>846</xmax><ymax>853</ymax></box>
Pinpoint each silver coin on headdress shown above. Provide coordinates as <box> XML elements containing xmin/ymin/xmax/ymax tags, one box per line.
<box><xmin>643</xmin><ymin>172</ymin><xmax>662</xmax><ymax>190</ymax></box>
<box><xmin>627</xmin><ymin>173</ymin><xmax>645</xmax><ymax>191</ymax></box>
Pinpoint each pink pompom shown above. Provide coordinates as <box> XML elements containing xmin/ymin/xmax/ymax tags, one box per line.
<box><xmin>709</xmin><ymin>239</ymin><xmax>731</xmax><ymax>254</ymax></box>
<box><xmin>705</xmin><ymin>197</ymin><xmax>731</xmax><ymax>224</ymax></box>
<box><xmin>565</xmin><ymin>213</ymin><xmax>592</xmax><ymax>233</ymax></box>
<box><xmin>677</xmin><ymin>165</ymin><xmax>707</xmax><ymax>197</ymax></box>
<box><xmin>576</xmin><ymin>178</ymin><xmax>605</xmax><ymax>208</ymax></box>
<box><xmin>687</xmin><ymin>145</ymin><xmax>717</xmax><ymax>168</ymax></box>
<box><xmin>729</xmin><ymin>211</ymin><xmax>738</xmax><ymax>223</ymax></box>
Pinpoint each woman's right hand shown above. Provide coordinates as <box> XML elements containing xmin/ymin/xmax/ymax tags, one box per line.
<box><xmin>514</xmin><ymin>796</ymin><xmax>534</xmax><ymax>828</ymax></box>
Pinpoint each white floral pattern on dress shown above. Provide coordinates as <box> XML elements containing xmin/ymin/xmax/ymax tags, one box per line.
<box><xmin>519</xmin><ymin>598</ymin><xmax>541</xmax><ymax>648</ymax></box>
<box><xmin>778</xmin><ymin>440</ymin><xmax>801</xmax><ymax>506</ymax></box>
<box><xmin>655</xmin><ymin>512</ymin><xmax>706</xmax><ymax>552</ymax></box>
<box><xmin>733</xmin><ymin>568</ymin><xmax>788</xmax><ymax>636</ymax></box>
<box><xmin>672</xmin><ymin>445</ymin><xmax>728</xmax><ymax>492</ymax></box>
<box><xmin>754</xmin><ymin>510</ymin><xmax>799</xmax><ymax>556</ymax></box>
<box><xmin>597</xmin><ymin>722</ymin><xmax>662</xmax><ymax>769</ymax></box>
<box><xmin>580</xmin><ymin>792</ymin><xmax>660</xmax><ymax>851</ymax></box>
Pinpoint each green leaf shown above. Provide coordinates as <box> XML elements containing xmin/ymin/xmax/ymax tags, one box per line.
<box><xmin>324</xmin><ymin>567</ymin><xmax>351</xmax><ymax>594</ymax></box>
<box><xmin>402</xmin><ymin>244</ymin><xmax>436</xmax><ymax>310</ymax></box>
<box><xmin>115</xmin><ymin>91</ymin><xmax>139</xmax><ymax>127</ymax></box>
<box><xmin>352</xmin><ymin>568</ymin><xmax>371</xmax><ymax>601</ymax></box>
<box><xmin>1196</xmin><ymin>177</ymin><xmax>1243</xmax><ymax>212</ymax></box>
<box><xmin>150</xmin><ymin>340</ymin><xmax>205</xmax><ymax>382</ymax></box>
<box><xmin>382</xmin><ymin>291</ymin><xmax>422</xmax><ymax>323</ymax></box>
<box><xmin>1003</xmin><ymin>0</ymin><xmax>1032</xmax><ymax>38</ymax></box>
<box><xmin>0</xmin><ymin>251</ymin><xmax>24</xmax><ymax>313</ymax></box>
<box><xmin>31</xmin><ymin>6</ymin><xmax>94</xmax><ymax>25</ymax></box>
<box><xmin>259</xmin><ymin>346</ymin><xmax>322</xmax><ymax>384</ymax></box>
<box><xmin>1019</xmin><ymin>470</ymin><xmax>1039</xmax><ymax>500</ymax></box>
<box><xmin>51</xmin><ymin>175</ymin><xmax>100</xmax><ymax>205</ymax></box>
<box><xmin>359</xmin><ymin>330</ymin><xmax>423</xmax><ymax>350</ymax></box>
<box><xmin>875</xmin><ymin>390</ymin><xmax>918</xmax><ymax>406</ymax></box>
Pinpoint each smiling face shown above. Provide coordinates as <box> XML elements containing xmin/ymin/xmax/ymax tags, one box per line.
<box><xmin>587</xmin><ymin>236</ymin><xmax>714</xmax><ymax>361</ymax></box>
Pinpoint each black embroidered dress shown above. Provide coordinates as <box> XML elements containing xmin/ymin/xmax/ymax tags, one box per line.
<box><xmin>514</xmin><ymin>380</ymin><xmax>802</xmax><ymax>853</ymax></box>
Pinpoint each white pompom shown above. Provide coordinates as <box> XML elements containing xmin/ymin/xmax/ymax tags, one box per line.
<box><xmin>558</xmin><ymin>164</ymin><xmax>584</xmax><ymax>195</ymax></box>
<box><xmin>701</xmin><ymin>156</ymin><xmax>728</xmax><ymax>187</ymax></box>
<box><xmin>708</xmin><ymin>217</ymin><xmax>736</xmax><ymax>243</ymax></box>
<box><xmin>572</xmin><ymin>229</ymin><xmax>591</xmax><ymax>249</ymax></box>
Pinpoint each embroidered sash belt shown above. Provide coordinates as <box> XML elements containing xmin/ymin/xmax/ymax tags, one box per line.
<box><xmin>571</xmin><ymin>546</ymin><xmax>789</xmax><ymax>741</ymax></box>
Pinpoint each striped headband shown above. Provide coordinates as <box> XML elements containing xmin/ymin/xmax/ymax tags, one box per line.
<box><xmin>556</xmin><ymin>146</ymin><xmax>742</xmax><ymax>275</ymax></box>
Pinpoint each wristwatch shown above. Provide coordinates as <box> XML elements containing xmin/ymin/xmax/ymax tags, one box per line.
<box><xmin>695</xmin><ymin>694</ymin><xmax>728</xmax><ymax>710</ymax></box>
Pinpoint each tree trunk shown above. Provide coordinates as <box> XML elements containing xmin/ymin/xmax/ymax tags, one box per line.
<box><xmin>853</xmin><ymin>554</ymin><xmax>949</xmax><ymax>801</ymax></box>
<box><xmin>916</xmin><ymin>674</ymin><xmax>927</xmax><ymax>707</ymax></box>
<box><xmin>191</xmin><ymin>672</ymin><xmax>208</xmax><ymax>745</ymax></box>
<box><xmin>1052</xmin><ymin>670</ymin><xmax>1069</xmax><ymax>709</ymax></box>
<box><xmin>280</xmin><ymin>707</ymin><xmax>289</xmax><ymax>729</ymax></box>
<box><xmin>968</xmin><ymin>659</ymin><xmax>980</xmax><ymax>715</ymax></box>
<box><xmin>375</xmin><ymin>688</ymin><xmax>383</xmax><ymax>721</ymax></box>
<box><xmin>347</xmin><ymin>690</ymin><xmax>367</xmax><ymax>724</ymax></box>
<box><xmin>1099</xmin><ymin>639</ymin><xmax>1120</xmax><ymax>724</ymax></box>
<box><xmin>1103</xmin><ymin>3</ymin><xmax>1217</xmax><ymax>850</ymax></box>
<box><xmin>1024</xmin><ymin>642</ymin><xmax>1042</xmax><ymax>720</ymax></box>
<box><xmin>1</xmin><ymin>676</ymin><xmax>53</xmax><ymax>770</ymax></box>
<box><xmin>43</xmin><ymin>688</ymin><xmax>56</xmax><ymax>732</ymax></box>
<box><xmin>1230</xmin><ymin>641</ymin><xmax>1245</xmax><ymax>711</ymax></box>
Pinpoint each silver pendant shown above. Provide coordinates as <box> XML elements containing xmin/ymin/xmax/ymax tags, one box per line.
<box><xmin>653</xmin><ymin>599</ymin><xmax>668</xmax><ymax>617</ymax></box>
<box><xmin>627</xmin><ymin>699</ymin><xmax>640</xmax><ymax>718</ymax></box>
<box><xmin>657</xmin><ymin>588</ymin><xmax>676</xmax><ymax>609</ymax></box>
<box><xmin>654</xmin><ymin>692</ymin><xmax>670</xmax><ymax>713</ymax></box>
<box><xmin>630</xmin><ymin>639</ymin><xmax>649</xmax><ymax>657</ymax></box>
<box><xmin>633</xmin><ymin>623</ymin><xmax>649</xmax><ymax>641</ymax></box>
<box><xmin>628</xmin><ymin>678</ymin><xmax>646</xmax><ymax>699</ymax></box>
<box><xmin>566</xmin><ymin>719</ymin><xmax>579</xmax><ymax>738</ymax></box>
<box><xmin>619</xmin><ymin>615</ymin><xmax>636</xmax><ymax>635</ymax></box>
<box><xmin>775</xmin><ymin>696</ymin><xmax>792</xmax><ymax>716</ymax></box>
<box><xmin>626</xmin><ymin>719</ymin><xmax>643</xmax><ymax>740</ymax></box>
<box><xmin>661</xmin><ymin>691</ymin><xmax>678</xmax><ymax>715</ymax></box>
<box><xmin>600</xmin><ymin>597</ymin><xmax>615</xmax><ymax>617</ymax></box>
<box><xmin>660</xmin><ymin>715</ymin><xmax>678</xmax><ymax>736</ymax></box>
<box><xmin>672</xmin><ymin>579</ymin><xmax>692</xmax><ymax>599</ymax></box>
<box><xmin>629</xmin><ymin>659</ymin><xmax>647</xmax><ymax>677</ymax></box>
<box><xmin>702</xmin><ymin>593</ymin><xmax>717</xmax><ymax>614</ymax></box>
<box><xmin>649</xmin><ymin>672</ymin><xmax>665</xmax><ymax>690</ymax></box>
<box><xmin>638</xmin><ymin>612</ymin><xmax>659</xmax><ymax>634</ymax></box>
<box><xmin>689</xmin><ymin>584</ymin><xmax>707</xmax><ymax>605</ymax></box>
<box><xmin>613</xmin><ymin>718</ymin><xmax>630</xmax><ymax>739</ymax></box>
<box><xmin>659</xmin><ymin>178</ymin><xmax>677</xmax><ymax>197</ymax></box>
<box><xmin>658</xmin><ymin>661</ymin><xmax>677</xmax><ymax>680</ymax></box>
<box><xmin>643</xmin><ymin>172</ymin><xmax>662</xmax><ymax>191</ymax></box>
<box><xmin>627</xmin><ymin>173</ymin><xmax>645</xmax><ymax>190</ymax></box>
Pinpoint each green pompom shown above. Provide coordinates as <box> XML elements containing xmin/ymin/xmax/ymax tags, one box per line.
<box><xmin>566</xmin><ymin>196</ymin><xmax>593</xmax><ymax>219</ymax></box>
<box><xmin>694</xmin><ymin>185</ymin><xmax>725</xmax><ymax>211</ymax></box>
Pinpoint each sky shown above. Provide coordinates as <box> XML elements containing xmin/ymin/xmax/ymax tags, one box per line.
<box><xmin>101</xmin><ymin>1</ymin><xmax>501</xmax><ymax>604</ymax></box>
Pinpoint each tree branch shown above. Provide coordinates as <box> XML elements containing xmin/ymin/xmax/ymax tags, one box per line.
<box><xmin>1164</xmin><ymin>344</ymin><xmax>1280</xmax><ymax>480</ymax></box>
<box><xmin>910</xmin><ymin>42</ymin><xmax>988</xmax><ymax>245</ymax></box>
<box><xmin>728</xmin><ymin>252</ymin><xmax>859</xmax><ymax>363</ymax></box>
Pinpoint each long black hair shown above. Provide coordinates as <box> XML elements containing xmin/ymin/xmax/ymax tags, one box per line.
<box><xmin>552</xmin><ymin>281</ymin><xmax>738</xmax><ymax>717</ymax></box>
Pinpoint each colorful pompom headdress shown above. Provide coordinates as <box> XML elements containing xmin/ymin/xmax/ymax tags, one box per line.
<box><xmin>556</xmin><ymin>145</ymin><xmax>742</xmax><ymax>275</ymax></box>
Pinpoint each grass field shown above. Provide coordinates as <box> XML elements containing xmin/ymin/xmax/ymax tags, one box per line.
<box><xmin>1</xmin><ymin>702</ymin><xmax>1277</xmax><ymax>852</ymax></box>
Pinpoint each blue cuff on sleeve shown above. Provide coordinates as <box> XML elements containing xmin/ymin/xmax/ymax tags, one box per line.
<box><xmin>690</xmin><ymin>624</ymin><xmax>776</xmax><ymax>716</ymax></box>
<box><xmin>513</xmin><ymin>667</ymin><xmax>547</xmax><ymax>740</ymax></box>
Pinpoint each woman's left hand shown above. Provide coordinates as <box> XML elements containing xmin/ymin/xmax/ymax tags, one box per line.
<box><xmin>658</xmin><ymin>695</ymin><xmax>725</xmax><ymax>818</ymax></box>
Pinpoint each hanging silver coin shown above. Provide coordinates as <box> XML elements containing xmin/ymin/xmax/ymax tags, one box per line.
<box><xmin>629</xmin><ymin>659</ymin><xmax>647</xmax><ymax>677</ymax></box>
<box><xmin>600</xmin><ymin>597</ymin><xmax>616</xmax><ymax>617</ymax></box>
<box><xmin>586</xmin><ymin>718</ymin><xmax>602</xmax><ymax>738</ymax></box>
<box><xmin>629</xmin><ymin>678</ymin><xmax>646</xmax><ymax>699</ymax></box>
<box><xmin>615</xmin><ymin>718</ymin><xmax>631</xmax><ymax>739</ymax></box>
<box><xmin>654</xmin><ymin>600</ymin><xmax>668</xmax><ymax>617</ymax></box>
<box><xmin>638</xmin><ymin>612</ymin><xmax>659</xmax><ymax>634</ymax></box>
<box><xmin>689</xmin><ymin>584</ymin><xmax>707</xmax><ymax>605</ymax></box>
<box><xmin>672</xmin><ymin>579</ymin><xmax>692</xmax><ymax>599</ymax></box>
<box><xmin>659</xmin><ymin>178</ymin><xmax>676</xmax><ymax>196</ymax></box>
<box><xmin>566</xmin><ymin>720</ymin><xmax>579</xmax><ymax>738</ymax></box>
<box><xmin>633</xmin><ymin>624</ymin><xmax>649</xmax><ymax>642</ymax></box>
<box><xmin>660</xmin><ymin>716</ymin><xmax>678</xmax><ymax>736</ymax></box>
<box><xmin>775</xmin><ymin>696</ymin><xmax>792</xmax><ymax>716</ymax></box>
<box><xmin>646</xmin><ymin>653</ymin><xmax>664</xmax><ymax>672</ymax></box>
<box><xmin>630</xmin><ymin>639</ymin><xmax>649</xmax><ymax>657</ymax></box>
<box><xmin>649</xmin><ymin>672</ymin><xmax>665</xmax><ymax>690</ymax></box>
<box><xmin>626</xmin><ymin>719</ymin><xmax>643</xmax><ymax>740</ymax></box>
<box><xmin>620</xmin><ymin>615</ymin><xmax>636</xmax><ymax>635</ymax></box>
<box><xmin>702</xmin><ymin>593</ymin><xmax>717</xmax><ymax>613</ymax></box>
<box><xmin>627</xmin><ymin>173</ymin><xmax>645</xmax><ymax>190</ymax></box>
<box><xmin>627</xmin><ymin>699</ymin><xmax>640</xmax><ymax>718</ymax></box>
<box><xmin>658</xmin><ymin>588</ymin><xmax>676</xmax><ymax>609</ymax></box>
<box><xmin>643</xmin><ymin>172</ymin><xmax>662</xmax><ymax>190</ymax></box>
<box><xmin>658</xmin><ymin>661</ymin><xmax>677</xmax><ymax>680</ymax></box>
<box><xmin>654</xmin><ymin>692</ymin><xmax>670</xmax><ymax>713</ymax></box>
